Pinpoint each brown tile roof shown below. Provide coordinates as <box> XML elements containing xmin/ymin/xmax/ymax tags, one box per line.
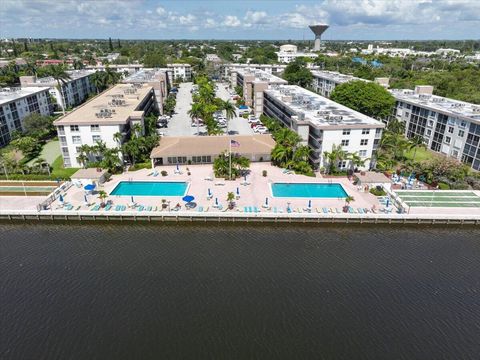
<box><xmin>150</xmin><ymin>135</ymin><xmax>275</xmax><ymax>158</ymax></box>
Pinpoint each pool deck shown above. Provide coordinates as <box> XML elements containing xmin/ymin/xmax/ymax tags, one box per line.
<box><xmin>1</xmin><ymin>163</ymin><xmax>480</xmax><ymax>223</ymax></box>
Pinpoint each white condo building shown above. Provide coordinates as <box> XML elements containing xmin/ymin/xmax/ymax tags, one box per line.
<box><xmin>20</xmin><ymin>70</ymin><xmax>96</xmax><ymax>111</ymax></box>
<box><xmin>263</xmin><ymin>85</ymin><xmax>384</xmax><ymax>171</ymax></box>
<box><xmin>54</xmin><ymin>83</ymin><xmax>157</xmax><ymax>168</ymax></box>
<box><xmin>167</xmin><ymin>63</ymin><xmax>192</xmax><ymax>82</ymax></box>
<box><xmin>230</xmin><ymin>68</ymin><xmax>288</xmax><ymax>117</ymax></box>
<box><xmin>276</xmin><ymin>44</ymin><xmax>318</xmax><ymax>63</ymax></box>
<box><xmin>123</xmin><ymin>69</ymin><xmax>170</xmax><ymax>114</ymax></box>
<box><xmin>311</xmin><ymin>70</ymin><xmax>389</xmax><ymax>98</ymax></box>
<box><xmin>0</xmin><ymin>86</ymin><xmax>52</xmax><ymax>147</ymax></box>
<box><xmin>391</xmin><ymin>86</ymin><xmax>480</xmax><ymax>171</ymax></box>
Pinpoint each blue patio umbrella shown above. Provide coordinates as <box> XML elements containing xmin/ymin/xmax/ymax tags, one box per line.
<box><xmin>208</xmin><ymin>188</ymin><xmax>212</xmax><ymax>196</ymax></box>
<box><xmin>265</xmin><ymin>197</ymin><xmax>269</xmax><ymax>206</ymax></box>
<box><xmin>308</xmin><ymin>200</ymin><xmax>312</xmax><ymax>208</ymax></box>
<box><xmin>215</xmin><ymin>197</ymin><xmax>218</xmax><ymax>206</ymax></box>
<box><xmin>131</xmin><ymin>195</ymin><xmax>134</xmax><ymax>203</ymax></box>
<box><xmin>236</xmin><ymin>187</ymin><xmax>240</xmax><ymax>196</ymax></box>
<box><xmin>244</xmin><ymin>175</ymin><xmax>247</xmax><ymax>181</ymax></box>
<box><xmin>84</xmin><ymin>184</ymin><xmax>95</xmax><ymax>191</ymax></box>
<box><xmin>59</xmin><ymin>194</ymin><xmax>64</xmax><ymax>203</ymax></box>
<box><xmin>386</xmin><ymin>198</ymin><xmax>390</xmax><ymax>208</ymax></box>
<box><xmin>176</xmin><ymin>164</ymin><xmax>179</xmax><ymax>171</ymax></box>
<box><xmin>84</xmin><ymin>194</ymin><xmax>88</xmax><ymax>204</ymax></box>
<box><xmin>182</xmin><ymin>195</ymin><xmax>195</xmax><ymax>203</ymax></box>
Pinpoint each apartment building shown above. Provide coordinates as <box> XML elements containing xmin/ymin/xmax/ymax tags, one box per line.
<box><xmin>167</xmin><ymin>63</ymin><xmax>192</xmax><ymax>82</ymax></box>
<box><xmin>54</xmin><ymin>83</ymin><xmax>156</xmax><ymax>168</ymax></box>
<box><xmin>123</xmin><ymin>69</ymin><xmax>170</xmax><ymax>114</ymax></box>
<box><xmin>263</xmin><ymin>85</ymin><xmax>384</xmax><ymax>171</ymax></box>
<box><xmin>20</xmin><ymin>70</ymin><xmax>96</xmax><ymax>111</ymax></box>
<box><xmin>391</xmin><ymin>86</ymin><xmax>480</xmax><ymax>171</ymax></box>
<box><xmin>223</xmin><ymin>63</ymin><xmax>287</xmax><ymax>79</ymax></box>
<box><xmin>311</xmin><ymin>70</ymin><xmax>389</xmax><ymax>98</ymax></box>
<box><xmin>276</xmin><ymin>44</ymin><xmax>317</xmax><ymax>63</ymax></box>
<box><xmin>231</xmin><ymin>68</ymin><xmax>288</xmax><ymax>117</ymax></box>
<box><xmin>0</xmin><ymin>86</ymin><xmax>52</xmax><ymax>147</ymax></box>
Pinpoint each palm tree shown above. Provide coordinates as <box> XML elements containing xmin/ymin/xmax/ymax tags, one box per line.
<box><xmin>90</xmin><ymin>71</ymin><xmax>106</xmax><ymax>94</ymax></box>
<box><xmin>188</xmin><ymin>102</ymin><xmax>203</xmax><ymax>135</ymax></box>
<box><xmin>323</xmin><ymin>144</ymin><xmax>348</xmax><ymax>174</ymax></box>
<box><xmin>47</xmin><ymin>65</ymin><xmax>71</xmax><ymax>115</ymax></box>
<box><xmin>100</xmin><ymin>148</ymin><xmax>121</xmax><ymax>172</ymax></box>
<box><xmin>221</xmin><ymin>99</ymin><xmax>236</xmax><ymax>127</ymax></box>
<box><xmin>73</xmin><ymin>59</ymin><xmax>84</xmax><ymax>70</ymax></box>
<box><xmin>348</xmin><ymin>152</ymin><xmax>368</xmax><ymax>172</ymax></box>
<box><xmin>226</xmin><ymin>192</ymin><xmax>235</xmax><ymax>209</ymax></box>
<box><xmin>76</xmin><ymin>153</ymin><xmax>88</xmax><ymax>168</ymax></box>
<box><xmin>24</xmin><ymin>62</ymin><xmax>37</xmax><ymax>76</ymax></box>
<box><xmin>344</xmin><ymin>195</ymin><xmax>355</xmax><ymax>212</ymax></box>
<box><xmin>409</xmin><ymin>135</ymin><xmax>427</xmax><ymax>161</ymax></box>
<box><xmin>271</xmin><ymin>144</ymin><xmax>291</xmax><ymax>166</ymax></box>
<box><xmin>293</xmin><ymin>145</ymin><xmax>311</xmax><ymax>162</ymax></box>
<box><xmin>113</xmin><ymin>131</ymin><xmax>123</xmax><ymax>146</ymax></box>
<box><xmin>97</xmin><ymin>190</ymin><xmax>108</xmax><ymax>207</ymax></box>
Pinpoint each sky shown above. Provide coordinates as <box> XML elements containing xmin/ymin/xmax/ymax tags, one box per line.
<box><xmin>1</xmin><ymin>0</ymin><xmax>480</xmax><ymax>40</ymax></box>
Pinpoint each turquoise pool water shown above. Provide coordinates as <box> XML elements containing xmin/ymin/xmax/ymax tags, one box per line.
<box><xmin>271</xmin><ymin>183</ymin><xmax>348</xmax><ymax>198</ymax></box>
<box><xmin>110</xmin><ymin>181</ymin><xmax>188</xmax><ymax>197</ymax></box>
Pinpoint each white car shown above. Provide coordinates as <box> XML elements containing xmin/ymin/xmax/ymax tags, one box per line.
<box><xmin>253</xmin><ymin>126</ymin><xmax>268</xmax><ymax>133</ymax></box>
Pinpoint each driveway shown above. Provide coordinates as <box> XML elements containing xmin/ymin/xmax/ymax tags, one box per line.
<box><xmin>164</xmin><ymin>82</ymin><xmax>254</xmax><ymax>137</ymax></box>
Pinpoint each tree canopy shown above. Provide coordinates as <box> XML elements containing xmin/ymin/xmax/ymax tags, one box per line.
<box><xmin>330</xmin><ymin>80</ymin><xmax>395</xmax><ymax>120</ymax></box>
<box><xmin>282</xmin><ymin>59</ymin><xmax>313</xmax><ymax>88</ymax></box>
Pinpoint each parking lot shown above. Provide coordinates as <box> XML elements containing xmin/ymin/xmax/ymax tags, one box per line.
<box><xmin>162</xmin><ymin>82</ymin><xmax>255</xmax><ymax>137</ymax></box>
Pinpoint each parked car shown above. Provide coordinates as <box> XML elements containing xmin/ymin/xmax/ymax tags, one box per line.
<box><xmin>253</xmin><ymin>126</ymin><xmax>268</xmax><ymax>134</ymax></box>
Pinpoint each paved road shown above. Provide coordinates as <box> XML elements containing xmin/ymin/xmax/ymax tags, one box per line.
<box><xmin>164</xmin><ymin>82</ymin><xmax>254</xmax><ymax>137</ymax></box>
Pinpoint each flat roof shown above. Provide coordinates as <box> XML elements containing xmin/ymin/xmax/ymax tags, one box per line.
<box><xmin>123</xmin><ymin>68</ymin><xmax>168</xmax><ymax>83</ymax></box>
<box><xmin>167</xmin><ymin>63</ymin><xmax>191</xmax><ymax>67</ymax></box>
<box><xmin>264</xmin><ymin>85</ymin><xmax>384</xmax><ymax>129</ymax></box>
<box><xmin>311</xmin><ymin>70</ymin><xmax>369</xmax><ymax>84</ymax></box>
<box><xmin>0</xmin><ymin>86</ymin><xmax>50</xmax><ymax>106</ymax></box>
<box><xmin>32</xmin><ymin>70</ymin><xmax>95</xmax><ymax>85</ymax></box>
<box><xmin>54</xmin><ymin>83</ymin><xmax>153</xmax><ymax>126</ymax></box>
<box><xmin>235</xmin><ymin>68</ymin><xmax>287</xmax><ymax>84</ymax></box>
<box><xmin>151</xmin><ymin>135</ymin><xmax>276</xmax><ymax>158</ymax></box>
<box><xmin>390</xmin><ymin>89</ymin><xmax>480</xmax><ymax>123</ymax></box>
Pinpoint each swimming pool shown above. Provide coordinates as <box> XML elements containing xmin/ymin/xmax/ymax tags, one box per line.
<box><xmin>271</xmin><ymin>183</ymin><xmax>348</xmax><ymax>198</ymax></box>
<box><xmin>110</xmin><ymin>181</ymin><xmax>188</xmax><ymax>197</ymax></box>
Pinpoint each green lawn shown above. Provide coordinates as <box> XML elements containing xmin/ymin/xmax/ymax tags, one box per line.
<box><xmin>27</xmin><ymin>140</ymin><xmax>61</xmax><ymax>166</ymax></box>
<box><xmin>404</xmin><ymin>147</ymin><xmax>440</xmax><ymax>162</ymax></box>
<box><xmin>51</xmin><ymin>156</ymin><xmax>79</xmax><ymax>179</ymax></box>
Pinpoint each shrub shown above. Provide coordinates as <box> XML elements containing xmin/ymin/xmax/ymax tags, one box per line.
<box><xmin>262</xmin><ymin>170</ymin><xmax>267</xmax><ymax>177</ymax></box>
<box><xmin>129</xmin><ymin>162</ymin><xmax>151</xmax><ymax>171</ymax></box>
<box><xmin>369</xmin><ymin>187</ymin><xmax>386</xmax><ymax>196</ymax></box>
<box><xmin>438</xmin><ymin>182</ymin><xmax>450</xmax><ymax>190</ymax></box>
<box><xmin>161</xmin><ymin>170</ymin><xmax>168</xmax><ymax>176</ymax></box>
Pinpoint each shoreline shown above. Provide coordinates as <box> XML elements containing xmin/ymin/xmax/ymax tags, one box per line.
<box><xmin>1</xmin><ymin>208</ymin><xmax>479</xmax><ymax>225</ymax></box>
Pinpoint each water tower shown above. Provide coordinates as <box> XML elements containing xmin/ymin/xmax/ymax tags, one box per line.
<box><xmin>309</xmin><ymin>24</ymin><xmax>329</xmax><ymax>51</ymax></box>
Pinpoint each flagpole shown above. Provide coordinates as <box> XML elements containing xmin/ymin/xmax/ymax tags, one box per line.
<box><xmin>229</xmin><ymin>138</ymin><xmax>232</xmax><ymax>180</ymax></box>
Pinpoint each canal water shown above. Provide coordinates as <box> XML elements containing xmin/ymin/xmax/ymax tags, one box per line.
<box><xmin>1</xmin><ymin>222</ymin><xmax>479</xmax><ymax>359</ymax></box>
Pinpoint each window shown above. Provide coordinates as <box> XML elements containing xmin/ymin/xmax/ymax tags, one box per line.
<box><xmin>362</xmin><ymin>129</ymin><xmax>370</xmax><ymax>135</ymax></box>
<box><xmin>338</xmin><ymin>160</ymin><xmax>347</xmax><ymax>169</ymax></box>
<box><xmin>428</xmin><ymin>120</ymin><xmax>434</xmax><ymax>127</ymax></box>
<box><xmin>72</xmin><ymin>136</ymin><xmax>81</xmax><ymax>144</ymax></box>
<box><xmin>342</xmin><ymin>129</ymin><xmax>350</xmax><ymax>135</ymax></box>
<box><xmin>57</xmin><ymin>125</ymin><xmax>65</xmax><ymax>134</ymax></box>
<box><xmin>360</xmin><ymin>139</ymin><xmax>368</xmax><ymax>146</ymax></box>
<box><xmin>92</xmin><ymin>135</ymin><xmax>101</xmax><ymax>143</ymax></box>
<box><xmin>445</xmin><ymin>136</ymin><xmax>451</xmax><ymax>144</ymax></box>
<box><xmin>341</xmin><ymin>139</ymin><xmax>349</xmax><ymax>146</ymax></box>
<box><xmin>59</xmin><ymin>136</ymin><xmax>67</xmax><ymax>146</ymax></box>
<box><xmin>458</xmin><ymin>130</ymin><xmax>465</xmax><ymax>137</ymax></box>
<box><xmin>76</xmin><ymin>146</ymin><xmax>82</xmax><ymax>153</ymax></box>
<box><xmin>359</xmin><ymin>150</ymin><xmax>367</xmax><ymax>157</ymax></box>
<box><xmin>91</xmin><ymin>124</ymin><xmax>100</xmax><ymax>132</ymax></box>
<box><xmin>426</xmin><ymin>129</ymin><xmax>432</xmax><ymax>136</ymax></box>
<box><xmin>70</xmin><ymin>125</ymin><xmax>79</xmax><ymax>132</ymax></box>
<box><xmin>459</xmin><ymin>121</ymin><xmax>467</xmax><ymax>128</ymax></box>
<box><xmin>448</xmin><ymin>126</ymin><xmax>454</xmax><ymax>134</ymax></box>
<box><xmin>375</xmin><ymin>128</ymin><xmax>382</xmax><ymax>136</ymax></box>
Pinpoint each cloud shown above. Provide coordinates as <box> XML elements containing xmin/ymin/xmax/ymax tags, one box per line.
<box><xmin>244</xmin><ymin>11</ymin><xmax>267</xmax><ymax>24</ymax></box>
<box><xmin>223</xmin><ymin>15</ymin><xmax>241</xmax><ymax>27</ymax></box>
<box><xmin>156</xmin><ymin>6</ymin><xmax>166</xmax><ymax>16</ymax></box>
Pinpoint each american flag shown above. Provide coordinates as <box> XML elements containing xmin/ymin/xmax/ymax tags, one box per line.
<box><xmin>230</xmin><ymin>139</ymin><xmax>240</xmax><ymax>147</ymax></box>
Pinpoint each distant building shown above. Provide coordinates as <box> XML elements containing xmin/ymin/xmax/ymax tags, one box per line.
<box><xmin>390</xmin><ymin>86</ymin><xmax>480</xmax><ymax>170</ymax></box>
<box><xmin>166</xmin><ymin>63</ymin><xmax>192</xmax><ymax>82</ymax></box>
<box><xmin>0</xmin><ymin>87</ymin><xmax>52</xmax><ymax>147</ymax></box>
<box><xmin>20</xmin><ymin>70</ymin><xmax>96</xmax><ymax>110</ymax></box>
<box><xmin>276</xmin><ymin>44</ymin><xmax>318</xmax><ymax>63</ymax></box>
<box><xmin>224</xmin><ymin>63</ymin><xmax>287</xmax><ymax>79</ymax></box>
<box><xmin>231</xmin><ymin>68</ymin><xmax>287</xmax><ymax>116</ymax></box>
<box><xmin>311</xmin><ymin>70</ymin><xmax>389</xmax><ymax>98</ymax></box>
<box><xmin>54</xmin><ymin>83</ymin><xmax>157</xmax><ymax>168</ymax></box>
<box><xmin>263</xmin><ymin>85</ymin><xmax>384</xmax><ymax>171</ymax></box>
